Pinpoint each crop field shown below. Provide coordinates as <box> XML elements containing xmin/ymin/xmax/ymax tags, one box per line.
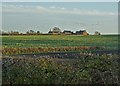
<box><xmin>2</xmin><ymin>35</ymin><xmax>119</xmax><ymax>55</ymax></box>
<box><xmin>2</xmin><ymin>55</ymin><xmax>119</xmax><ymax>84</ymax></box>
<box><xmin>1</xmin><ymin>35</ymin><xmax>120</xmax><ymax>85</ymax></box>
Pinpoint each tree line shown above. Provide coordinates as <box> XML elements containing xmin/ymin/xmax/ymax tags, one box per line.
<box><xmin>0</xmin><ymin>30</ymin><xmax>42</xmax><ymax>35</ymax></box>
<box><xmin>0</xmin><ymin>27</ymin><xmax>101</xmax><ymax>35</ymax></box>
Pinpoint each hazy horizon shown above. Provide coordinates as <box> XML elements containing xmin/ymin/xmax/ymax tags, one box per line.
<box><xmin>2</xmin><ymin>2</ymin><xmax>118</xmax><ymax>34</ymax></box>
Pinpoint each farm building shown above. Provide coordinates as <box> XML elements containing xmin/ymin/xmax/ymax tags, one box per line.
<box><xmin>75</xmin><ymin>30</ymin><xmax>89</xmax><ymax>36</ymax></box>
<box><xmin>94</xmin><ymin>31</ymin><xmax>101</xmax><ymax>35</ymax></box>
<box><xmin>63</xmin><ymin>30</ymin><xmax>73</xmax><ymax>35</ymax></box>
<box><xmin>48</xmin><ymin>27</ymin><xmax>61</xmax><ymax>34</ymax></box>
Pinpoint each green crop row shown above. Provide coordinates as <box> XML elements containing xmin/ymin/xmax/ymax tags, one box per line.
<box><xmin>1</xmin><ymin>35</ymin><xmax>119</xmax><ymax>55</ymax></box>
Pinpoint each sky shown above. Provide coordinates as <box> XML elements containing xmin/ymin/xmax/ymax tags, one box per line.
<box><xmin>1</xmin><ymin>0</ymin><xmax>120</xmax><ymax>2</ymax></box>
<box><xmin>2</xmin><ymin>2</ymin><xmax>118</xmax><ymax>34</ymax></box>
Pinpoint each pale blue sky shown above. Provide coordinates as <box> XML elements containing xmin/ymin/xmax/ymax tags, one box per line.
<box><xmin>2</xmin><ymin>0</ymin><xmax>119</xmax><ymax>2</ymax></box>
<box><xmin>2</xmin><ymin>2</ymin><xmax>118</xmax><ymax>34</ymax></box>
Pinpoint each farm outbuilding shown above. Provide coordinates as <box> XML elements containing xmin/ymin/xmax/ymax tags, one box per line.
<box><xmin>48</xmin><ymin>27</ymin><xmax>61</xmax><ymax>34</ymax></box>
<box><xmin>63</xmin><ymin>30</ymin><xmax>73</xmax><ymax>35</ymax></box>
<box><xmin>75</xmin><ymin>30</ymin><xmax>89</xmax><ymax>36</ymax></box>
<box><xmin>94</xmin><ymin>31</ymin><xmax>101</xmax><ymax>35</ymax></box>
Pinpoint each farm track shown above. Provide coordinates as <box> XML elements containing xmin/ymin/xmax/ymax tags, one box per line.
<box><xmin>3</xmin><ymin>50</ymin><xmax>120</xmax><ymax>58</ymax></box>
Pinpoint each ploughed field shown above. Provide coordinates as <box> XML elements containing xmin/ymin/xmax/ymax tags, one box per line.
<box><xmin>1</xmin><ymin>35</ymin><xmax>120</xmax><ymax>85</ymax></box>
